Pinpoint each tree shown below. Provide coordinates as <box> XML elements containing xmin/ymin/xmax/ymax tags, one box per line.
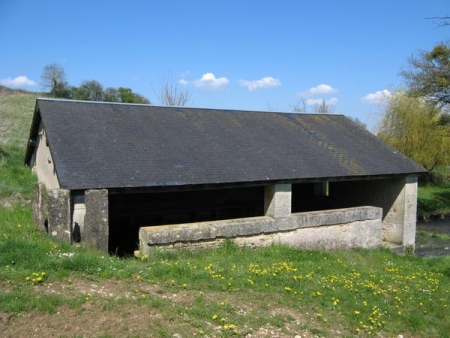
<box><xmin>400</xmin><ymin>42</ymin><xmax>450</xmax><ymax>110</ymax></box>
<box><xmin>311</xmin><ymin>99</ymin><xmax>335</xmax><ymax>114</ymax></box>
<box><xmin>104</xmin><ymin>87</ymin><xmax>120</xmax><ymax>102</ymax></box>
<box><xmin>377</xmin><ymin>91</ymin><xmax>450</xmax><ymax>171</ymax></box>
<box><xmin>291</xmin><ymin>98</ymin><xmax>335</xmax><ymax>114</ymax></box>
<box><xmin>156</xmin><ymin>76</ymin><xmax>191</xmax><ymax>106</ymax></box>
<box><xmin>41</xmin><ymin>63</ymin><xmax>70</xmax><ymax>98</ymax></box>
<box><xmin>71</xmin><ymin>80</ymin><xmax>104</xmax><ymax>101</ymax></box>
<box><xmin>117</xmin><ymin>87</ymin><xmax>150</xmax><ymax>104</ymax></box>
<box><xmin>426</xmin><ymin>16</ymin><xmax>450</xmax><ymax>27</ymax></box>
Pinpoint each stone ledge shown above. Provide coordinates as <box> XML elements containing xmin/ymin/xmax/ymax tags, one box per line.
<box><xmin>140</xmin><ymin>206</ymin><xmax>383</xmax><ymax>250</ymax></box>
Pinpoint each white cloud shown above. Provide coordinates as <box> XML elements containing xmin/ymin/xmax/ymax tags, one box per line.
<box><xmin>361</xmin><ymin>90</ymin><xmax>392</xmax><ymax>105</ymax></box>
<box><xmin>296</xmin><ymin>84</ymin><xmax>337</xmax><ymax>98</ymax></box>
<box><xmin>306</xmin><ymin>97</ymin><xmax>339</xmax><ymax>106</ymax></box>
<box><xmin>308</xmin><ymin>84</ymin><xmax>336</xmax><ymax>95</ymax></box>
<box><xmin>178</xmin><ymin>78</ymin><xmax>188</xmax><ymax>86</ymax></box>
<box><xmin>194</xmin><ymin>72</ymin><xmax>229</xmax><ymax>90</ymax></box>
<box><xmin>0</xmin><ymin>75</ymin><xmax>37</xmax><ymax>87</ymax></box>
<box><xmin>238</xmin><ymin>76</ymin><xmax>281</xmax><ymax>92</ymax></box>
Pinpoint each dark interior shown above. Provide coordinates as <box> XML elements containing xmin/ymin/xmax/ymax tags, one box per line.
<box><xmin>108</xmin><ymin>178</ymin><xmax>403</xmax><ymax>255</ymax></box>
<box><xmin>108</xmin><ymin>186</ymin><xmax>264</xmax><ymax>255</ymax></box>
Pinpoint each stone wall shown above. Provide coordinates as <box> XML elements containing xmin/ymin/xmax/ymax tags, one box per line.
<box><xmin>139</xmin><ymin>206</ymin><xmax>382</xmax><ymax>255</ymax></box>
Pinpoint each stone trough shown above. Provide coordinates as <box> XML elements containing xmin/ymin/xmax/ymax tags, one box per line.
<box><xmin>139</xmin><ymin>206</ymin><xmax>383</xmax><ymax>254</ymax></box>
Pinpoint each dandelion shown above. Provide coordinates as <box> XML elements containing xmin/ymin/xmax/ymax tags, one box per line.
<box><xmin>212</xmin><ymin>314</ymin><xmax>218</xmax><ymax>320</ymax></box>
<box><xmin>354</xmin><ymin>310</ymin><xmax>360</xmax><ymax>315</ymax></box>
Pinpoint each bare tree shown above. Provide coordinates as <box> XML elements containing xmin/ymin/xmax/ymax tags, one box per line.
<box><xmin>426</xmin><ymin>15</ymin><xmax>450</xmax><ymax>27</ymax></box>
<box><xmin>311</xmin><ymin>99</ymin><xmax>335</xmax><ymax>114</ymax></box>
<box><xmin>156</xmin><ymin>76</ymin><xmax>191</xmax><ymax>106</ymax></box>
<box><xmin>291</xmin><ymin>98</ymin><xmax>335</xmax><ymax>113</ymax></box>
<box><xmin>291</xmin><ymin>98</ymin><xmax>307</xmax><ymax>113</ymax></box>
<box><xmin>41</xmin><ymin>63</ymin><xmax>70</xmax><ymax>97</ymax></box>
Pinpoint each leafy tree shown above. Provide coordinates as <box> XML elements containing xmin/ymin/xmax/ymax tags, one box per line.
<box><xmin>98</xmin><ymin>86</ymin><xmax>150</xmax><ymax>104</ymax></box>
<box><xmin>71</xmin><ymin>80</ymin><xmax>104</xmax><ymax>101</ymax></box>
<box><xmin>156</xmin><ymin>76</ymin><xmax>191</xmax><ymax>106</ymax></box>
<box><xmin>117</xmin><ymin>87</ymin><xmax>150</xmax><ymax>104</ymax></box>
<box><xmin>400</xmin><ymin>42</ymin><xmax>450</xmax><ymax>111</ymax></box>
<box><xmin>41</xmin><ymin>63</ymin><xmax>70</xmax><ymax>98</ymax></box>
<box><xmin>104</xmin><ymin>87</ymin><xmax>120</xmax><ymax>102</ymax></box>
<box><xmin>377</xmin><ymin>91</ymin><xmax>450</xmax><ymax>170</ymax></box>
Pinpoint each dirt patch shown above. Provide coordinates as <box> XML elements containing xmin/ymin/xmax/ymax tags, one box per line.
<box><xmin>0</xmin><ymin>303</ymin><xmax>163</xmax><ymax>338</ymax></box>
<box><xmin>0</xmin><ymin>277</ymin><xmax>328</xmax><ymax>337</ymax></box>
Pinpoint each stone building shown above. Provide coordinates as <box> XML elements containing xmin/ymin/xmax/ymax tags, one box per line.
<box><xmin>25</xmin><ymin>99</ymin><xmax>426</xmax><ymax>255</ymax></box>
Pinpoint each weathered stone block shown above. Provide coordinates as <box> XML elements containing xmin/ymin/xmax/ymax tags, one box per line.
<box><xmin>140</xmin><ymin>206</ymin><xmax>383</xmax><ymax>255</ymax></box>
<box><xmin>32</xmin><ymin>183</ymin><xmax>48</xmax><ymax>233</ymax></box>
<box><xmin>84</xmin><ymin>189</ymin><xmax>109</xmax><ymax>252</ymax></box>
<box><xmin>47</xmin><ymin>188</ymin><xmax>72</xmax><ymax>243</ymax></box>
<box><xmin>264</xmin><ymin>184</ymin><xmax>291</xmax><ymax>218</ymax></box>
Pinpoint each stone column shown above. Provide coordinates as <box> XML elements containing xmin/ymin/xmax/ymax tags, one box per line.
<box><xmin>32</xmin><ymin>183</ymin><xmax>48</xmax><ymax>233</ymax></box>
<box><xmin>264</xmin><ymin>184</ymin><xmax>292</xmax><ymax>218</ymax></box>
<box><xmin>381</xmin><ymin>176</ymin><xmax>419</xmax><ymax>252</ymax></box>
<box><xmin>84</xmin><ymin>189</ymin><xmax>109</xmax><ymax>252</ymax></box>
<box><xmin>402</xmin><ymin>176</ymin><xmax>418</xmax><ymax>251</ymax></box>
<box><xmin>47</xmin><ymin>188</ymin><xmax>72</xmax><ymax>243</ymax></box>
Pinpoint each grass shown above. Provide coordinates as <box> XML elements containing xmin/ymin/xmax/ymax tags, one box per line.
<box><xmin>1</xmin><ymin>87</ymin><xmax>450</xmax><ymax>336</ymax></box>
<box><xmin>1</xmin><ymin>205</ymin><xmax>450</xmax><ymax>336</ymax></box>
<box><xmin>417</xmin><ymin>180</ymin><xmax>450</xmax><ymax>218</ymax></box>
<box><xmin>0</xmin><ymin>86</ymin><xmax>43</xmax><ymax>147</ymax></box>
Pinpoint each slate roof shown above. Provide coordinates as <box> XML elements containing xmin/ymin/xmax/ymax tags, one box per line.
<box><xmin>25</xmin><ymin>99</ymin><xmax>426</xmax><ymax>190</ymax></box>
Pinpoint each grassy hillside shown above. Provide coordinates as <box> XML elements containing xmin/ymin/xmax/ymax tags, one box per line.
<box><xmin>0</xmin><ymin>87</ymin><xmax>41</xmax><ymax>205</ymax></box>
<box><xmin>0</xmin><ymin>87</ymin><xmax>450</xmax><ymax>337</ymax></box>
<box><xmin>0</xmin><ymin>86</ymin><xmax>44</xmax><ymax>147</ymax></box>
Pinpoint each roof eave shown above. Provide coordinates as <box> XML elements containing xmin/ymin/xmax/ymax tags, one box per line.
<box><xmin>24</xmin><ymin>99</ymin><xmax>43</xmax><ymax>166</ymax></box>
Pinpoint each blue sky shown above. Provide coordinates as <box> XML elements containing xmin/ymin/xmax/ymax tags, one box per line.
<box><xmin>1</xmin><ymin>0</ymin><xmax>448</xmax><ymax>130</ymax></box>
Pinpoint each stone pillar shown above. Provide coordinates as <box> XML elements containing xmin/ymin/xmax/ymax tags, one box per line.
<box><xmin>381</xmin><ymin>176</ymin><xmax>419</xmax><ymax>252</ymax></box>
<box><xmin>47</xmin><ymin>188</ymin><xmax>72</xmax><ymax>243</ymax></box>
<box><xmin>84</xmin><ymin>189</ymin><xmax>109</xmax><ymax>252</ymax></box>
<box><xmin>403</xmin><ymin>176</ymin><xmax>418</xmax><ymax>251</ymax></box>
<box><xmin>32</xmin><ymin>183</ymin><xmax>48</xmax><ymax>233</ymax></box>
<box><xmin>264</xmin><ymin>184</ymin><xmax>292</xmax><ymax>218</ymax></box>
